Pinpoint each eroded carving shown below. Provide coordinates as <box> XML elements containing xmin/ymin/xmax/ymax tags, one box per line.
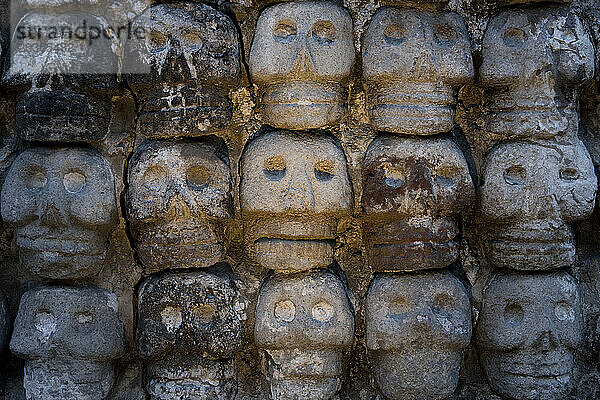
<box><xmin>478</xmin><ymin>140</ymin><xmax>596</xmax><ymax>270</ymax></box>
<box><xmin>362</xmin><ymin>8</ymin><xmax>473</xmax><ymax>135</ymax></box>
<box><xmin>10</xmin><ymin>286</ymin><xmax>126</xmax><ymax>400</ymax></box>
<box><xmin>476</xmin><ymin>271</ymin><xmax>582</xmax><ymax>400</ymax></box>
<box><xmin>240</xmin><ymin>131</ymin><xmax>352</xmax><ymax>272</ymax></box>
<box><xmin>362</xmin><ymin>135</ymin><xmax>474</xmax><ymax>271</ymax></box>
<box><xmin>136</xmin><ymin>271</ymin><xmax>244</xmax><ymax>400</ymax></box>
<box><xmin>254</xmin><ymin>270</ymin><xmax>354</xmax><ymax>400</ymax></box>
<box><xmin>1</xmin><ymin>147</ymin><xmax>118</xmax><ymax>281</ymax></box>
<box><xmin>249</xmin><ymin>1</ymin><xmax>355</xmax><ymax>130</ymax></box>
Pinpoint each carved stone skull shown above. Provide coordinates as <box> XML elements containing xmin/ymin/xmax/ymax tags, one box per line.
<box><xmin>1</xmin><ymin>146</ymin><xmax>118</xmax><ymax>281</ymax></box>
<box><xmin>10</xmin><ymin>286</ymin><xmax>126</xmax><ymax>400</ymax></box>
<box><xmin>2</xmin><ymin>12</ymin><xmax>118</xmax><ymax>142</ymax></box>
<box><xmin>137</xmin><ymin>271</ymin><xmax>244</xmax><ymax>400</ymax></box>
<box><xmin>478</xmin><ymin>140</ymin><xmax>597</xmax><ymax>270</ymax></box>
<box><xmin>240</xmin><ymin>131</ymin><xmax>352</xmax><ymax>272</ymax></box>
<box><xmin>366</xmin><ymin>271</ymin><xmax>471</xmax><ymax>400</ymax></box>
<box><xmin>126</xmin><ymin>140</ymin><xmax>232</xmax><ymax>273</ymax></box>
<box><xmin>362</xmin><ymin>8</ymin><xmax>473</xmax><ymax>135</ymax></box>
<box><xmin>249</xmin><ymin>1</ymin><xmax>355</xmax><ymax>130</ymax></box>
<box><xmin>124</xmin><ymin>2</ymin><xmax>241</xmax><ymax>139</ymax></box>
<box><xmin>480</xmin><ymin>7</ymin><xmax>595</xmax><ymax>139</ymax></box>
<box><xmin>476</xmin><ymin>271</ymin><xmax>583</xmax><ymax>400</ymax></box>
<box><xmin>362</xmin><ymin>135</ymin><xmax>474</xmax><ymax>271</ymax></box>
<box><xmin>254</xmin><ymin>270</ymin><xmax>354</xmax><ymax>400</ymax></box>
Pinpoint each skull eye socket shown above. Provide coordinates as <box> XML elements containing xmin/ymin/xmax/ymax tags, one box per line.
<box><xmin>273</xmin><ymin>19</ymin><xmax>297</xmax><ymax>43</ymax></box>
<box><xmin>503</xmin><ymin>303</ymin><xmax>524</xmax><ymax>326</ymax></box>
<box><xmin>148</xmin><ymin>30</ymin><xmax>168</xmax><ymax>52</ymax></box>
<box><xmin>383</xmin><ymin>23</ymin><xmax>407</xmax><ymax>45</ymax></box>
<box><xmin>435</xmin><ymin>166</ymin><xmax>460</xmax><ymax>187</ymax></box>
<box><xmin>312</xmin><ymin>301</ymin><xmax>334</xmax><ymax>323</ymax></box>
<box><xmin>382</xmin><ymin>164</ymin><xmax>405</xmax><ymax>188</ymax></box>
<box><xmin>186</xmin><ymin>165</ymin><xmax>211</xmax><ymax>189</ymax></box>
<box><xmin>503</xmin><ymin>165</ymin><xmax>526</xmax><ymax>186</ymax></box>
<box><xmin>503</xmin><ymin>28</ymin><xmax>526</xmax><ymax>47</ymax></box>
<box><xmin>206</xmin><ymin>41</ymin><xmax>228</xmax><ymax>58</ymax></box>
<box><xmin>274</xmin><ymin>299</ymin><xmax>296</xmax><ymax>322</ymax></box>
<box><xmin>314</xmin><ymin>159</ymin><xmax>335</xmax><ymax>182</ymax></box>
<box><xmin>24</xmin><ymin>167</ymin><xmax>47</xmax><ymax>190</ymax></box>
<box><xmin>433</xmin><ymin>292</ymin><xmax>453</xmax><ymax>310</ymax></box>
<box><xmin>554</xmin><ymin>301</ymin><xmax>575</xmax><ymax>322</ymax></box>
<box><xmin>142</xmin><ymin>165</ymin><xmax>167</xmax><ymax>191</ymax></box>
<box><xmin>34</xmin><ymin>309</ymin><xmax>56</xmax><ymax>334</ymax></box>
<box><xmin>160</xmin><ymin>306</ymin><xmax>183</xmax><ymax>332</ymax></box>
<box><xmin>264</xmin><ymin>156</ymin><xmax>287</xmax><ymax>181</ymax></box>
<box><xmin>63</xmin><ymin>171</ymin><xmax>86</xmax><ymax>193</ymax></box>
<box><xmin>560</xmin><ymin>167</ymin><xmax>580</xmax><ymax>181</ymax></box>
<box><xmin>389</xmin><ymin>296</ymin><xmax>409</xmax><ymax>315</ymax></box>
<box><xmin>191</xmin><ymin>303</ymin><xmax>216</xmax><ymax>324</ymax></box>
<box><xmin>434</xmin><ymin>24</ymin><xmax>457</xmax><ymax>45</ymax></box>
<box><xmin>181</xmin><ymin>31</ymin><xmax>202</xmax><ymax>45</ymax></box>
<box><xmin>74</xmin><ymin>310</ymin><xmax>94</xmax><ymax>325</ymax></box>
<box><xmin>312</xmin><ymin>20</ymin><xmax>337</xmax><ymax>45</ymax></box>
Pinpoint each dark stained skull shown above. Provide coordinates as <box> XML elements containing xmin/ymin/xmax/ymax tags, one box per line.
<box><xmin>249</xmin><ymin>1</ymin><xmax>355</xmax><ymax>130</ymax></box>
<box><xmin>478</xmin><ymin>140</ymin><xmax>597</xmax><ymax>270</ymax></box>
<box><xmin>365</xmin><ymin>271</ymin><xmax>471</xmax><ymax>400</ymax></box>
<box><xmin>124</xmin><ymin>2</ymin><xmax>241</xmax><ymax>139</ymax></box>
<box><xmin>476</xmin><ymin>271</ymin><xmax>583</xmax><ymax>400</ymax></box>
<box><xmin>362</xmin><ymin>135</ymin><xmax>474</xmax><ymax>271</ymax></box>
<box><xmin>137</xmin><ymin>271</ymin><xmax>244</xmax><ymax>400</ymax></box>
<box><xmin>126</xmin><ymin>140</ymin><xmax>232</xmax><ymax>273</ymax></box>
<box><xmin>254</xmin><ymin>270</ymin><xmax>355</xmax><ymax>400</ymax></box>
<box><xmin>10</xmin><ymin>286</ymin><xmax>126</xmax><ymax>400</ymax></box>
<box><xmin>362</xmin><ymin>7</ymin><xmax>473</xmax><ymax>135</ymax></box>
<box><xmin>240</xmin><ymin>131</ymin><xmax>353</xmax><ymax>272</ymax></box>
<box><xmin>1</xmin><ymin>146</ymin><xmax>118</xmax><ymax>281</ymax></box>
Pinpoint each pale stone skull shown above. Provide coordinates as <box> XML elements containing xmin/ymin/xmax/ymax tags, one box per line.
<box><xmin>3</xmin><ymin>12</ymin><xmax>118</xmax><ymax>142</ymax></box>
<box><xmin>240</xmin><ymin>131</ymin><xmax>352</xmax><ymax>272</ymax></box>
<box><xmin>249</xmin><ymin>1</ymin><xmax>355</xmax><ymax>130</ymax></box>
<box><xmin>254</xmin><ymin>270</ymin><xmax>354</xmax><ymax>400</ymax></box>
<box><xmin>478</xmin><ymin>140</ymin><xmax>596</xmax><ymax>270</ymax></box>
<box><xmin>137</xmin><ymin>271</ymin><xmax>244</xmax><ymax>400</ymax></box>
<box><xmin>10</xmin><ymin>286</ymin><xmax>126</xmax><ymax>400</ymax></box>
<box><xmin>362</xmin><ymin>135</ymin><xmax>474</xmax><ymax>271</ymax></box>
<box><xmin>126</xmin><ymin>139</ymin><xmax>232</xmax><ymax>273</ymax></box>
<box><xmin>362</xmin><ymin>8</ymin><xmax>473</xmax><ymax>135</ymax></box>
<box><xmin>366</xmin><ymin>271</ymin><xmax>471</xmax><ymax>400</ymax></box>
<box><xmin>1</xmin><ymin>146</ymin><xmax>118</xmax><ymax>281</ymax></box>
<box><xmin>480</xmin><ymin>7</ymin><xmax>595</xmax><ymax>139</ymax></box>
<box><xmin>124</xmin><ymin>2</ymin><xmax>241</xmax><ymax>139</ymax></box>
<box><xmin>476</xmin><ymin>271</ymin><xmax>583</xmax><ymax>400</ymax></box>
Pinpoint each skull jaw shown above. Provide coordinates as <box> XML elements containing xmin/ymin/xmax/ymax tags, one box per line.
<box><xmin>484</xmin><ymin>109</ymin><xmax>571</xmax><ymax>139</ymax></box>
<box><xmin>254</xmin><ymin>238</ymin><xmax>334</xmax><ymax>271</ymax></box>
<box><xmin>487</xmin><ymin>240</ymin><xmax>576</xmax><ymax>270</ymax></box>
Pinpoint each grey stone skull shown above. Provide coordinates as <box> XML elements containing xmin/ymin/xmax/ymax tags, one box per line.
<box><xmin>240</xmin><ymin>131</ymin><xmax>352</xmax><ymax>272</ymax></box>
<box><xmin>476</xmin><ymin>271</ymin><xmax>583</xmax><ymax>400</ymax></box>
<box><xmin>124</xmin><ymin>2</ymin><xmax>241</xmax><ymax>139</ymax></box>
<box><xmin>365</xmin><ymin>271</ymin><xmax>471</xmax><ymax>400</ymax></box>
<box><xmin>254</xmin><ymin>270</ymin><xmax>355</xmax><ymax>400</ymax></box>
<box><xmin>362</xmin><ymin>8</ymin><xmax>473</xmax><ymax>135</ymax></box>
<box><xmin>249</xmin><ymin>1</ymin><xmax>355</xmax><ymax>130</ymax></box>
<box><xmin>480</xmin><ymin>7</ymin><xmax>595</xmax><ymax>139</ymax></box>
<box><xmin>362</xmin><ymin>135</ymin><xmax>474</xmax><ymax>271</ymax></box>
<box><xmin>10</xmin><ymin>286</ymin><xmax>126</xmax><ymax>400</ymax></box>
<box><xmin>137</xmin><ymin>271</ymin><xmax>244</xmax><ymax>400</ymax></box>
<box><xmin>126</xmin><ymin>140</ymin><xmax>232</xmax><ymax>273</ymax></box>
<box><xmin>2</xmin><ymin>11</ymin><xmax>118</xmax><ymax>142</ymax></box>
<box><xmin>478</xmin><ymin>140</ymin><xmax>597</xmax><ymax>271</ymax></box>
<box><xmin>1</xmin><ymin>146</ymin><xmax>118</xmax><ymax>281</ymax></box>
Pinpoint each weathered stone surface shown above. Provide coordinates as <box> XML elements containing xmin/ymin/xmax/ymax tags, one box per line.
<box><xmin>254</xmin><ymin>269</ymin><xmax>354</xmax><ymax>400</ymax></box>
<box><xmin>366</xmin><ymin>271</ymin><xmax>471</xmax><ymax>400</ymax></box>
<box><xmin>126</xmin><ymin>139</ymin><xmax>232</xmax><ymax>273</ymax></box>
<box><xmin>476</xmin><ymin>271</ymin><xmax>583</xmax><ymax>400</ymax></box>
<box><xmin>241</xmin><ymin>130</ymin><xmax>352</xmax><ymax>272</ymax></box>
<box><xmin>0</xmin><ymin>289</ymin><xmax>8</xmax><ymax>351</ymax></box>
<box><xmin>1</xmin><ymin>146</ymin><xmax>118</xmax><ymax>281</ymax></box>
<box><xmin>362</xmin><ymin>7</ymin><xmax>473</xmax><ymax>135</ymax></box>
<box><xmin>10</xmin><ymin>286</ymin><xmax>126</xmax><ymax>400</ymax></box>
<box><xmin>249</xmin><ymin>1</ymin><xmax>355</xmax><ymax>130</ymax></box>
<box><xmin>478</xmin><ymin>140</ymin><xmax>597</xmax><ymax>270</ymax></box>
<box><xmin>362</xmin><ymin>135</ymin><xmax>474</xmax><ymax>271</ymax></box>
<box><xmin>124</xmin><ymin>2</ymin><xmax>241</xmax><ymax>139</ymax></box>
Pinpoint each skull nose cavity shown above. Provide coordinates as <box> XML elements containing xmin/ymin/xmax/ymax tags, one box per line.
<box><xmin>39</xmin><ymin>204</ymin><xmax>67</xmax><ymax>228</ymax></box>
<box><xmin>283</xmin><ymin>170</ymin><xmax>315</xmax><ymax>210</ymax></box>
<box><xmin>166</xmin><ymin>194</ymin><xmax>193</xmax><ymax>219</ymax></box>
<box><xmin>291</xmin><ymin>47</ymin><xmax>317</xmax><ymax>76</ymax></box>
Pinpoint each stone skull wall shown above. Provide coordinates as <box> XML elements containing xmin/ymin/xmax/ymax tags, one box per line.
<box><xmin>1</xmin><ymin>0</ymin><xmax>600</xmax><ymax>398</ymax></box>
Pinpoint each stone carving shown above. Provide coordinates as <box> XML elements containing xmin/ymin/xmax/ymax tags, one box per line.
<box><xmin>362</xmin><ymin>135</ymin><xmax>474</xmax><ymax>271</ymax></box>
<box><xmin>136</xmin><ymin>271</ymin><xmax>244</xmax><ymax>400</ymax></box>
<box><xmin>1</xmin><ymin>147</ymin><xmax>118</xmax><ymax>281</ymax></box>
<box><xmin>126</xmin><ymin>140</ymin><xmax>232</xmax><ymax>273</ymax></box>
<box><xmin>366</xmin><ymin>271</ymin><xmax>471</xmax><ymax>400</ymax></box>
<box><xmin>254</xmin><ymin>270</ymin><xmax>354</xmax><ymax>400</ymax></box>
<box><xmin>124</xmin><ymin>2</ymin><xmax>241</xmax><ymax>139</ymax></box>
<box><xmin>478</xmin><ymin>140</ymin><xmax>596</xmax><ymax>270</ymax></box>
<box><xmin>480</xmin><ymin>7</ymin><xmax>594</xmax><ymax>139</ymax></box>
<box><xmin>2</xmin><ymin>12</ymin><xmax>118</xmax><ymax>142</ymax></box>
<box><xmin>249</xmin><ymin>1</ymin><xmax>355</xmax><ymax>130</ymax></box>
<box><xmin>476</xmin><ymin>271</ymin><xmax>582</xmax><ymax>400</ymax></box>
<box><xmin>240</xmin><ymin>131</ymin><xmax>352</xmax><ymax>271</ymax></box>
<box><xmin>362</xmin><ymin>8</ymin><xmax>473</xmax><ymax>135</ymax></box>
<box><xmin>10</xmin><ymin>286</ymin><xmax>126</xmax><ymax>400</ymax></box>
